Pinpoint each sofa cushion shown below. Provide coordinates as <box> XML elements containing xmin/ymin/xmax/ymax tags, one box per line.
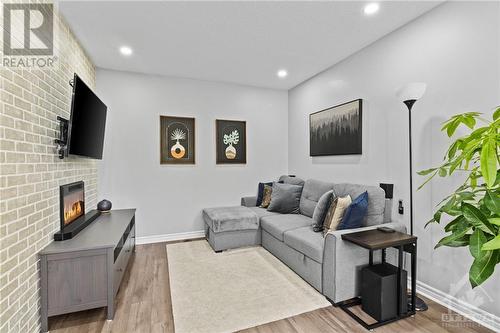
<box><xmin>248</xmin><ymin>206</ymin><xmax>279</xmax><ymax>219</ymax></box>
<box><xmin>338</xmin><ymin>191</ymin><xmax>368</xmax><ymax>230</ymax></box>
<box><xmin>284</xmin><ymin>226</ymin><xmax>325</xmax><ymax>263</ymax></box>
<box><xmin>260</xmin><ymin>214</ymin><xmax>312</xmax><ymax>241</ymax></box>
<box><xmin>256</xmin><ymin>182</ymin><xmax>273</xmax><ymax>206</ymax></box>
<box><xmin>333</xmin><ymin>183</ymin><xmax>385</xmax><ymax>226</ymax></box>
<box><xmin>267</xmin><ymin>182</ymin><xmax>303</xmax><ymax>214</ymax></box>
<box><xmin>260</xmin><ymin>184</ymin><xmax>273</xmax><ymax>208</ymax></box>
<box><xmin>278</xmin><ymin>175</ymin><xmax>305</xmax><ymax>186</ymax></box>
<box><xmin>312</xmin><ymin>190</ymin><xmax>334</xmax><ymax>231</ymax></box>
<box><xmin>299</xmin><ymin>179</ymin><xmax>334</xmax><ymax>218</ymax></box>
<box><xmin>203</xmin><ymin>206</ymin><xmax>259</xmax><ymax>233</ymax></box>
<box><xmin>325</xmin><ymin>195</ymin><xmax>352</xmax><ymax>233</ymax></box>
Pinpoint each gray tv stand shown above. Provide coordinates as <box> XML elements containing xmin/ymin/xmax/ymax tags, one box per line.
<box><xmin>39</xmin><ymin>209</ymin><xmax>136</xmax><ymax>332</ymax></box>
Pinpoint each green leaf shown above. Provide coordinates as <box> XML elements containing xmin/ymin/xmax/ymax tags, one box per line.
<box><xmin>493</xmin><ymin>107</ymin><xmax>500</xmax><ymax>121</ymax></box>
<box><xmin>438</xmin><ymin>167</ymin><xmax>447</xmax><ymax>177</ymax></box>
<box><xmin>425</xmin><ymin>218</ymin><xmax>438</xmax><ymax>228</ymax></box>
<box><xmin>470</xmin><ymin>172</ymin><xmax>477</xmax><ymax>189</ymax></box>
<box><xmin>417</xmin><ymin>168</ymin><xmax>437</xmax><ymax>176</ymax></box>
<box><xmin>446</xmin><ymin>236</ymin><xmax>470</xmax><ymax>247</ymax></box>
<box><xmin>462</xmin><ymin>115</ymin><xmax>476</xmax><ymax>129</ymax></box>
<box><xmin>484</xmin><ymin>191</ymin><xmax>500</xmax><ymax>215</ymax></box>
<box><xmin>482</xmin><ymin>235</ymin><xmax>500</xmax><ymax>251</ymax></box>
<box><xmin>462</xmin><ymin>203</ymin><xmax>496</xmax><ymax>235</ymax></box>
<box><xmin>447</xmin><ymin>141</ymin><xmax>459</xmax><ymax>160</ymax></box>
<box><xmin>480</xmin><ymin>136</ymin><xmax>497</xmax><ymax>188</ymax></box>
<box><xmin>469</xmin><ymin>250</ymin><xmax>498</xmax><ymax>288</ymax></box>
<box><xmin>444</xmin><ymin>216</ymin><xmax>466</xmax><ymax>232</ymax></box>
<box><xmin>469</xmin><ymin>126</ymin><xmax>489</xmax><ymax>140</ymax></box>
<box><xmin>469</xmin><ymin>229</ymin><xmax>487</xmax><ymax>259</ymax></box>
<box><xmin>433</xmin><ymin>210</ymin><xmax>442</xmax><ymax>223</ymax></box>
<box><xmin>440</xmin><ymin>196</ymin><xmax>462</xmax><ymax>216</ymax></box>
<box><xmin>446</xmin><ymin>119</ymin><xmax>460</xmax><ymax>137</ymax></box>
<box><xmin>435</xmin><ymin>225</ymin><xmax>471</xmax><ymax>249</ymax></box>
<box><xmin>418</xmin><ymin>171</ymin><xmax>438</xmax><ymax>190</ymax></box>
<box><xmin>488</xmin><ymin>217</ymin><xmax>500</xmax><ymax>226</ymax></box>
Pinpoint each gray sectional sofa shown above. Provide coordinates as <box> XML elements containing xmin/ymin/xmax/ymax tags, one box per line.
<box><xmin>206</xmin><ymin>175</ymin><xmax>405</xmax><ymax>304</ymax></box>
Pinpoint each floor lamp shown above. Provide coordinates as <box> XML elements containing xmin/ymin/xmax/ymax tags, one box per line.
<box><xmin>397</xmin><ymin>82</ymin><xmax>429</xmax><ymax>312</ymax></box>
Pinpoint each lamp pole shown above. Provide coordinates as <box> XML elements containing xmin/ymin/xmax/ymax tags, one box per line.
<box><xmin>403</xmin><ymin>98</ymin><xmax>428</xmax><ymax>312</ymax></box>
<box><xmin>404</xmin><ymin>99</ymin><xmax>416</xmax><ymax>235</ymax></box>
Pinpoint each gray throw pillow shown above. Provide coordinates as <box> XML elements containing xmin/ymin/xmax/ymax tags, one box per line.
<box><xmin>267</xmin><ymin>182</ymin><xmax>303</xmax><ymax>214</ymax></box>
<box><xmin>278</xmin><ymin>175</ymin><xmax>305</xmax><ymax>187</ymax></box>
<box><xmin>312</xmin><ymin>190</ymin><xmax>334</xmax><ymax>231</ymax></box>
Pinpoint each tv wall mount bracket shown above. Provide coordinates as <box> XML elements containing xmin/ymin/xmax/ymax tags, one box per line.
<box><xmin>55</xmin><ymin>116</ymin><xmax>69</xmax><ymax>159</ymax></box>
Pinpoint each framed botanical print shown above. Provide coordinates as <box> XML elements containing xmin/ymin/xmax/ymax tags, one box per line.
<box><xmin>216</xmin><ymin>119</ymin><xmax>246</xmax><ymax>164</ymax></box>
<box><xmin>160</xmin><ymin>116</ymin><xmax>195</xmax><ymax>164</ymax></box>
<box><xmin>309</xmin><ymin>99</ymin><xmax>362</xmax><ymax>156</ymax></box>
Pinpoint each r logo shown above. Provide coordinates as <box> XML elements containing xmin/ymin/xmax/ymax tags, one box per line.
<box><xmin>3</xmin><ymin>3</ymin><xmax>54</xmax><ymax>56</ymax></box>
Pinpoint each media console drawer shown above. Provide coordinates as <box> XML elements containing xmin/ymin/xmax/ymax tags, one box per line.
<box><xmin>39</xmin><ymin>209</ymin><xmax>136</xmax><ymax>333</ymax></box>
<box><xmin>113</xmin><ymin>223</ymin><xmax>135</xmax><ymax>295</ymax></box>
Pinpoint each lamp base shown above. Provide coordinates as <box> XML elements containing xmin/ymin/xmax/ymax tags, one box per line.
<box><xmin>408</xmin><ymin>294</ymin><xmax>428</xmax><ymax>312</ymax></box>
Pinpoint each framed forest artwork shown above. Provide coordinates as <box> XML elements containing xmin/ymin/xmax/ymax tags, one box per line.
<box><xmin>216</xmin><ymin>119</ymin><xmax>246</xmax><ymax>164</ymax></box>
<box><xmin>309</xmin><ymin>99</ymin><xmax>362</xmax><ymax>156</ymax></box>
<box><xmin>160</xmin><ymin>116</ymin><xmax>195</xmax><ymax>164</ymax></box>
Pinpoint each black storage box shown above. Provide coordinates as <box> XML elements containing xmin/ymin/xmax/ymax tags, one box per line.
<box><xmin>361</xmin><ymin>263</ymin><xmax>407</xmax><ymax>321</ymax></box>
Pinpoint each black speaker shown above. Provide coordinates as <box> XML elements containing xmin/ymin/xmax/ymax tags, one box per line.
<box><xmin>361</xmin><ymin>263</ymin><xmax>407</xmax><ymax>321</ymax></box>
<box><xmin>379</xmin><ymin>183</ymin><xmax>394</xmax><ymax>199</ymax></box>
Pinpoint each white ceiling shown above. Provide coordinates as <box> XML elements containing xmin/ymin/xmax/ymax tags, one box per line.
<box><xmin>59</xmin><ymin>1</ymin><xmax>443</xmax><ymax>90</ymax></box>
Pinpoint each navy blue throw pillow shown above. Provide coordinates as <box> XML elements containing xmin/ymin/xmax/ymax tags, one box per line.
<box><xmin>256</xmin><ymin>182</ymin><xmax>273</xmax><ymax>206</ymax></box>
<box><xmin>338</xmin><ymin>191</ymin><xmax>369</xmax><ymax>230</ymax></box>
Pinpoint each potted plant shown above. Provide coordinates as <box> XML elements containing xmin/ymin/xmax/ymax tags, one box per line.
<box><xmin>418</xmin><ymin>107</ymin><xmax>500</xmax><ymax>288</ymax></box>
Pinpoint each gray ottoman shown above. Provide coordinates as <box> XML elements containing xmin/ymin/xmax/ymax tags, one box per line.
<box><xmin>203</xmin><ymin>206</ymin><xmax>260</xmax><ymax>252</ymax></box>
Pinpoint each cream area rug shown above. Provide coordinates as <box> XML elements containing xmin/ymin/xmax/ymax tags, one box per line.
<box><xmin>167</xmin><ymin>240</ymin><xmax>330</xmax><ymax>333</ymax></box>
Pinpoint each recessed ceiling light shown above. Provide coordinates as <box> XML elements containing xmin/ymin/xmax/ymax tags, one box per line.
<box><xmin>363</xmin><ymin>3</ymin><xmax>380</xmax><ymax>16</ymax></box>
<box><xmin>119</xmin><ymin>46</ymin><xmax>133</xmax><ymax>56</ymax></box>
<box><xmin>277</xmin><ymin>69</ymin><xmax>288</xmax><ymax>78</ymax></box>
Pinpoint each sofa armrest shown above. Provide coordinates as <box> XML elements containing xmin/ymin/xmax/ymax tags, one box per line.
<box><xmin>241</xmin><ymin>196</ymin><xmax>257</xmax><ymax>207</ymax></box>
<box><xmin>322</xmin><ymin>222</ymin><xmax>406</xmax><ymax>303</ymax></box>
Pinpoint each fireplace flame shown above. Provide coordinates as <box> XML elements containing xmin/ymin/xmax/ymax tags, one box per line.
<box><xmin>64</xmin><ymin>201</ymin><xmax>83</xmax><ymax>225</ymax></box>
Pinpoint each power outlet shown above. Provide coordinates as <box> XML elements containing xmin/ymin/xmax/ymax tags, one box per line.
<box><xmin>398</xmin><ymin>200</ymin><xmax>404</xmax><ymax>215</ymax></box>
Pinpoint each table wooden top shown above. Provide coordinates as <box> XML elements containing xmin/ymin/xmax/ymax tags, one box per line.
<box><xmin>341</xmin><ymin>229</ymin><xmax>417</xmax><ymax>250</ymax></box>
<box><xmin>39</xmin><ymin>209</ymin><xmax>136</xmax><ymax>255</ymax></box>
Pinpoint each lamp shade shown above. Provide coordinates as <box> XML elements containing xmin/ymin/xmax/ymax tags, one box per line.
<box><xmin>397</xmin><ymin>82</ymin><xmax>427</xmax><ymax>102</ymax></box>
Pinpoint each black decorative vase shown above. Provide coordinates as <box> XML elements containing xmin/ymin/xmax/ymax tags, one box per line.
<box><xmin>97</xmin><ymin>199</ymin><xmax>112</xmax><ymax>213</ymax></box>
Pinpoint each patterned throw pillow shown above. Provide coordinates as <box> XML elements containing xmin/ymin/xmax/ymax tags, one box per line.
<box><xmin>260</xmin><ymin>185</ymin><xmax>273</xmax><ymax>208</ymax></box>
<box><xmin>322</xmin><ymin>197</ymin><xmax>338</xmax><ymax>232</ymax></box>
<box><xmin>324</xmin><ymin>195</ymin><xmax>352</xmax><ymax>234</ymax></box>
<box><xmin>256</xmin><ymin>182</ymin><xmax>273</xmax><ymax>206</ymax></box>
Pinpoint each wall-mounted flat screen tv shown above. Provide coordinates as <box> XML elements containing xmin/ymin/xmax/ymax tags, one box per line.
<box><xmin>68</xmin><ymin>73</ymin><xmax>107</xmax><ymax>159</ymax></box>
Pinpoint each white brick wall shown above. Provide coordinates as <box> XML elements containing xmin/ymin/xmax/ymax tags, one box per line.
<box><xmin>0</xmin><ymin>11</ymin><xmax>97</xmax><ymax>333</ymax></box>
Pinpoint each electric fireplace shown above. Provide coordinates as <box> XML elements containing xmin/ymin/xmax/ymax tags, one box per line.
<box><xmin>54</xmin><ymin>181</ymin><xmax>100</xmax><ymax>241</ymax></box>
<box><xmin>60</xmin><ymin>181</ymin><xmax>85</xmax><ymax>230</ymax></box>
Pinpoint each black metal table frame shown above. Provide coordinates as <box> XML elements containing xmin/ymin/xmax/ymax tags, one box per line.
<box><xmin>336</xmin><ymin>241</ymin><xmax>417</xmax><ymax>330</ymax></box>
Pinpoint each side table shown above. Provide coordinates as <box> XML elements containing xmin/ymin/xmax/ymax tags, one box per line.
<box><xmin>339</xmin><ymin>229</ymin><xmax>417</xmax><ymax>330</ymax></box>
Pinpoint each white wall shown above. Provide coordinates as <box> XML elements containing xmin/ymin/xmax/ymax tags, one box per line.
<box><xmin>96</xmin><ymin>69</ymin><xmax>288</xmax><ymax>237</ymax></box>
<box><xmin>288</xmin><ymin>1</ymin><xmax>500</xmax><ymax>318</ymax></box>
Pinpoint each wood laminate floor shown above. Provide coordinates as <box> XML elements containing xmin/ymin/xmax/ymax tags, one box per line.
<box><xmin>48</xmin><ymin>242</ymin><xmax>494</xmax><ymax>333</ymax></box>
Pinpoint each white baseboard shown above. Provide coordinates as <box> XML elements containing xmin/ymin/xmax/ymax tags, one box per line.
<box><xmin>136</xmin><ymin>230</ymin><xmax>205</xmax><ymax>245</ymax></box>
<box><xmin>416</xmin><ymin>280</ymin><xmax>500</xmax><ymax>332</ymax></box>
